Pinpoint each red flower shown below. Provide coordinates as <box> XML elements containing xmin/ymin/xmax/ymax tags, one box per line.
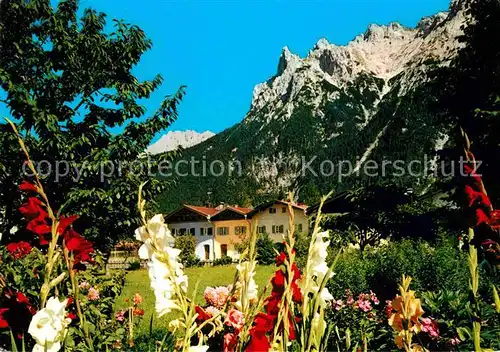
<box><xmin>271</xmin><ymin>270</ymin><xmax>286</xmax><ymax>294</ymax></box>
<box><xmin>291</xmin><ymin>263</ymin><xmax>301</xmax><ymax>281</ymax></box>
<box><xmin>6</xmin><ymin>241</ymin><xmax>32</xmax><ymax>259</ymax></box>
<box><xmin>475</xmin><ymin>208</ymin><xmax>491</xmax><ymax>227</ymax></box>
<box><xmin>19</xmin><ymin>181</ymin><xmax>38</xmax><ymax>193</ymax></box>
<box><xmin>247</xmin><ymin>330</ymin><xmax>270</xmax><ymax>352</ymax></box>
<box><xmin>57</xmin><ymin>215</ymin><xmax>78</xmax><ymax>235</ymax></box>
<box><xmin>275</xmin><ymin>252</ymin><xmax>287</xmax><ymax>266</ymax></box>
<box><xmin>252</xmin><ymin>313</ymin><xmax>274</xmax><ymax>335</ymax></box>
<box><xmin>64</xmin><ymin>228</ymin><xmax>94</xmax><ymax>265</ymax></box>
<box><xmin>465</xmin><ymin>185</ymin><xmax>491</xmax><ymax>209</ymax></box>
<box><xmin>19</xmin><ymin>197</ymin><xmax>46</xmax><ymax>220</ymax></box>
<box><xmin>265</xmin><ymin>292</ymin><xmax>281</xmax><ymax>315</ymax></box>
<box><xmin>291</xmin><ymin>281</ymin><xmax>303</xmax><ymax>304</ymax></box>
<box><xmin>0</xmin><ymin>308</ymin><xmax>8</xmax><ymax>329</ymax></box>
<box><xmin>1</xmin><ymin>289</ymin><xmax>36</xmax><ymax>338</ymax></box>
<box><xmin>67</xmin><ymin>312</ymin><xmax>77</xmax><ymax>320</ymax></box>
<box><xmin>27</xmin><ymin>216</ymin><xmax>52</xmax><ymax>245</ymax></box>
<box><xmin>194</xmin><ymin>306</ymin><xmax>211</xmax><ymax>325</ymax></box>
<box><xmin>133</xmin><ymin>308</ymin><xmax>145</xmax><ymax>316</ymax></box>
<box><xmin>490</xmin><ymin>210</ymin><xmax>500</xmax><ymax>230</ymax></box>
<box><xmin>247</xmin><ymin>313</ymin><xmax>274</xmax><ymax>352</ymax></box>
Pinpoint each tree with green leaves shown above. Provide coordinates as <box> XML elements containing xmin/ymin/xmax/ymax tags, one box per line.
<box><xmin>0</xmin><ymin>0</ymin><xmax>184</xmax><ymax>251</ymax></box>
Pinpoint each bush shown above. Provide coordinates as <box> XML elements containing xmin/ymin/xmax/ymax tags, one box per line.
<box><xmin>184</xmin><ymin>254</ymin><xmax>202</xmax><ymax>268</ymax></box>
<box><xmin>213</xmin><ymin>256</ymin><xmax>233</xmax><ymax>266</ymax></box>
<box><xmin>255</xmin><ymin>233</ymin><xmax>276</xmax><ymax>265</ymax></box>
<box><xmin>174</xmin><ymin>235</ymin><xmax>197</xmax><ymax>267</ymax></box>
<box><xmin>127</xmin><ymin>260</ymin><xmax>142</xmax><ymax>270</ymax></box>
<box><xmin>328</xmin><ymin>237</ymin><xmax>474</xmax><ymax>302</ymax></box>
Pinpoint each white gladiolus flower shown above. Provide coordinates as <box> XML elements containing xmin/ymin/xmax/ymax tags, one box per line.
<box><xmin>28</xmin><ymin>297</ymin><xmax>70</xmax><ymax>352</ymax></box>
<box><xmin>135</xmin><ymin>214</ymin><xmax>174</xmax><ymax>260</ymax></box>
<box><xmin>304</xmin><ymin>230</ymin><xmax>334</xmax><ymax>306</ymax></box>
<box><xmin>235</xmin><ymin>261</ymin><xmax>258</xmax><ymax>309</ymax></box>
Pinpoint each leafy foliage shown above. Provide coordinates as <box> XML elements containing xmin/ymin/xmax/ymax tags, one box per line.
<box><xmin>255</xmin><ymin>233</ymin><xmax>276</xmax><ymax>266</ymax></box>
<box><xmin>173</xmin><ymin>235</ymin><xmax>201</xmax><ymax>268</ymax></box>
<box><xmin>0</xmin><ymin>0</ymin><xmax>185</xmax><ymax>251</ymax></box>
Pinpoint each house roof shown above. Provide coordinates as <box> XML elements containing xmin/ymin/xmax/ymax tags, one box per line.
<box><xmin>227</xmin><ymin>206</ymin><xmax>253</xmax><ymax>215</ymax></box>
<box><xmin>184</xmin><ymin>205</ymin><xmax>219</xmax><ymax>217</ymax></box>
<box><xmin>210</xmin><ymin>206</ymin><xmax>254</xmax><ymax>221</ymax></box>
<box><xmin>248</xmin><ymin>200</ymin><xmax>309</xmax><ymax>216</ymax></box>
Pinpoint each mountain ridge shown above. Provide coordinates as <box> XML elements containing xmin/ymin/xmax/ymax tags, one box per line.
<box><xmin>158</xmin><ymin>1</ymin><xmax>465</xmax><ymax>211</ymax></box>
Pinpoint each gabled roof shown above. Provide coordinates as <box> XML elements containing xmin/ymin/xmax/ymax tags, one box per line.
<box><xmin>210</xmin><ymin>206</ymin><xmax>254</xmax><ymax>221</ymax></box>
<box><xmin>165</xmin><ymin>204</ymin><xmax>219</xmax><ymax>223</ymax></box>
<box><xmin>248</xmin><ymin>200</ymin><xmax>308</xmax><ymax>216</ymax></box>
<box><xmin>184</xmin><ymin>205</ymin><xmax>219</xmax><ymax>217</ymax></box>
<box><xmin>227</xmin><ymin>206</ymin><xmax>253</xmax><ymax>215</ymax></box>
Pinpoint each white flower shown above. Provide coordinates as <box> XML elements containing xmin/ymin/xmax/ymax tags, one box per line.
<box><xmin>135</xmin><ymin>214</ymin><xmax>174</xmax><ymax>260</ymax></box>
<box><xmin>235</xmin><ymin>261</ymin><xmax>258</xmax><ymax>309</ymax></box>
<box><xmin>9</xmin><ymin>226</ymin><xmax>18</xmax><ymax>235</ymax></box>
<box><xmin>28</xmin><ymin>297</ymin><xmax>70</xmax><ymax>352</ymax></box>
<box><xmin>304</xmin><ymin>230</ymin><xmax>334</xmax><ymax>306</ymax></box>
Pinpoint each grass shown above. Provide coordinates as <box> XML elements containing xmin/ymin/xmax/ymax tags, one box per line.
<box><xmin>115</xmin><ymin>264</ymin><xmax>276</xmax><ymax>335</ymax></box>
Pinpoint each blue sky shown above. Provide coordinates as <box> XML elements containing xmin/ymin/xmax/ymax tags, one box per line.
<box><xmin>1</xmin><ymin>0</ymin><xmax>450</xmax><ymax>144</ymax></box>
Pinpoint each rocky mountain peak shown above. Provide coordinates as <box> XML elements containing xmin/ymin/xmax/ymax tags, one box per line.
<box><xmin>145</xmin><ymin>130</ymin><xmax>215</xmax><ymax>155</ymax></box>
<box><xmin>249</xmin><ymin>2</ymin><xmax>463</xmax><ymax>115</ymax></box>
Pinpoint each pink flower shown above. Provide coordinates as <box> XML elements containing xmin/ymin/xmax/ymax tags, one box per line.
<box><xmin>205</xmin><ymin>306</ymin><xmax>220</xmax><ymax>317</ymax></box>
<box><xmin>450</xmin><ymin>337</ymin><xmax>461</xmax><ymax>345</ymax></box>
<box><xmin>87</xmin><ymin>287</ymin><xmax>100</xmax><ymax>301</ymax></box>
<box><xmin>204</xmin><ymin>286</ymin><xmax>231</xmax><ymax>308</ymax></box>
<box><xmin>115</xmin><ymin>310</ymin><xmax>126</xmax><ymax>322</ymax></box>
<box><xmin>333</xmin><ymin>299</ymin><xmax>345</xmax><ymax>311</ymax></box>
<box><xmin>133</xmin><ymin>293</ymin><xmax>143</xmax><ymax>306</ymax></box>
<box><xmin>204</xmin><ymin>287</ymin><xmax>218</xmax><ymax>306</ymax></box>
<box><xmin>370</xmin><ymin>290</ymin><xmax>380</xmax><ymax>305</ymax></box>
<box><xmin>214</xmin><ymin>286</ymin><xmax>230</xmax><ymax>308</ymax></box>
<box><xmin>356</xmin><ymin>299</ymin><xmax>372</xmax><ymax>312</ymax></box>
<box><xmin>421</xmin><ymin>317</ymin><xmax>439</xmax><ymax>338</ymax></box>
<box><xmin>223</xmin><ymin>332</ymin><xmax>238</xmax><ymax>352</ymax></box>
<box><xmin>225</xmin><ymin>308</ymin><xmax>245</xmax><ymax>332</ymax></box>
<box><xmin>79</xmin><ymin>281</ymin><xmax>90</xmax><ymax>290</ymax></box>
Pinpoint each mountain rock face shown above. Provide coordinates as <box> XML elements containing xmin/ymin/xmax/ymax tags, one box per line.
<box><xmin>146</xmin><ymin>130</ymin><xmax>215</xmax><ymax>155</ymax></box>
<box><xmin>159</xmin><ymin>1</ymin><xmax>466</xmax><ymax>210</ymax></box>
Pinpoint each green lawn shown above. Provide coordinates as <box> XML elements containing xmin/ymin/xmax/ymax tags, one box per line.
<box><xmin>115</xmin><ymin>265</ymin><xmax>276</xmax><ymax>335</ymax></box>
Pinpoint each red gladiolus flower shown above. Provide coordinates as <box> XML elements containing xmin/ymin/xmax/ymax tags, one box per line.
<box><xmin>275</xmin><ymin>252</ymin><xmax>287</xmax><ymax>266</ymax></box>
<box><xmin>19</xmin><ymin>197</ymin><xmax>46</xmax><ymax>220</ymax></box>
<box><xmin>252</xmin><ymin>313</ymin><xmax>274</xmax><ymax>335</ymax></box>
<box><xmin>27</xmin><ymin>216</ymin><xmax>52</xmax><ymax>245</ymax></box>
<box><xmin>57</xmin><ymin>215</ymin><xmax>78</xmax><ymax>235</ymax></box>
<box><xmin>291</xmin><ymin>281</ymin><xmax>303</xmax><ymax>304</ymax></box>
<box><xmin>194</xmin><ymin>306</ymin><xmax>211</xmax><ymax>325</ymax></box>
<box><xmin>0</xmin><ymin>308</ymin><xmax>8</xmax><ymax>329</ymax></box>
<box><xmin>265</xmin><ymin>292</ymin><xmax>281</xmax><ymax>315</ymax></box>
<box><xmin>490</xmin><ymin>210</ymin><xmax>500</xmax><ymax>230</ymax></box>
<box><xmin>271</xmin><ymin>270</ymin><xmax>286</xmax><ymax>294</ymax></box>
<box><xmin>19</xmin><ymin>181</ymin><xmax>39</xmax><ymax>193</ymax></box>
<box><xmin>1</xmin><ymin>289</ymin><xmax>36</xmax><ymax>338</ymax></box>
<box><xmin>64</xmin><ymin>228</ymin><xmax>94</xmax><ymax>265</ymax></box>
<box><xmin>247</xmin><ymin>330</ymin><xmax>271</xmax><ymax>352</ymax></box>
<box><xmin>6</xmin><ymin>241</ymin><xmax>32</xmax><ymax>259</ymax></box>
<box><xmin>291</xmin><ymin>263</ymin><xmax>301</xmax><ymax>281</ymax></box>
<box><xmin>465</xmin><ymin>185</ymin><xmax>491</xmax><ymax>209</ymax></box>
<box><xmin>475</xmin><ymin>208</ymin><xmax>491</xmax><ymax>227</ymax></box>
